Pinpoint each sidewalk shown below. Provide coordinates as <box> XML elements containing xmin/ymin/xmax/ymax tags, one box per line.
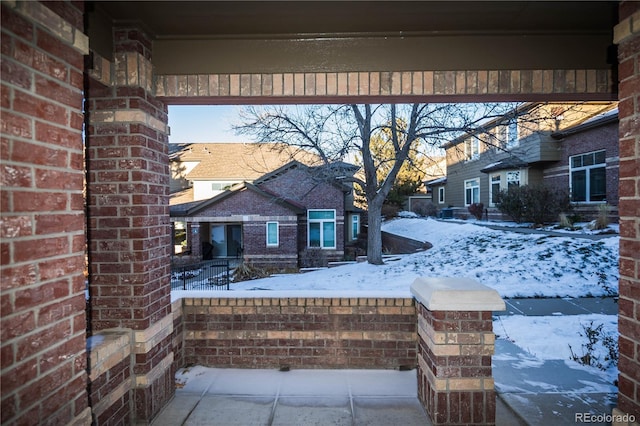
<box><xmin>493</xmin><ymin>297</ymin><xmax>619</xmax><ymax>426</ymax></box>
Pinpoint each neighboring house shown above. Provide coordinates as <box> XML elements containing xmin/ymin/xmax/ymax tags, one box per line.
<box><xmin>406</xmin><ymin>156</ymin><xmax>446</xmax><ymax>215</ymax></box>
<box><xmin>170</xmin><ymin>142</ymin><xmax>321</xmax><ymax>202</ymax></box>
<box><xmin>428</xmin><ymin>102</ymin><xmax>619</xmax><ymax>221</ymax></box>
<box><xmin>170</xmin><ymin>143</ymin><xmax>362</xmax><ymax>268</ymax></box>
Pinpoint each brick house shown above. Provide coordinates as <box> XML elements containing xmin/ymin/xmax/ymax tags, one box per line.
<box><xmin>171</xmin><ymin>160</ymin><xmax>362</xmax><ymax>268</ymax></box>
<box><xmin>427</xmin><ymin>102</ymin><xmax>619</xmax><ymax>221</ymax></box>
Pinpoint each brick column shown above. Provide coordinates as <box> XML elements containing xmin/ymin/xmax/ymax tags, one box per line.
<box><xmin>0</xmin><ymin>2</ymin><xmax>91</xmax><ymax>425</ymax></box>
<box><xmin>189</xmin><ymin>222</ymin><xmax>202</xmax><ymax>258</ymax></box>
<box><xmin>86</xmin><ymin>26</ymin><xmax>174</xmax><ymax>423</ymax></box>
<box><xmin>612</xmin><ymin>3</ymin><xmax>640</xmax><ymax>425</ymax></box>
<box><xmin>411</xmin><ymin>277</ymin><xmax>505</xmax><ymax>425</ymax></box>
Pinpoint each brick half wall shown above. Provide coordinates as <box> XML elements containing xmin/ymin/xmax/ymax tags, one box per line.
<box><xmin>179</xmin><ymin>294</ymin><xmax>417</xmax><ymax>369</ymax></box>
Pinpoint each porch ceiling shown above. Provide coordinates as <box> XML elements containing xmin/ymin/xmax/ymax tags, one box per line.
<box><xmin>88</xmin><ymin>1</ymin><xmax>618</xmax><ymax>78</ymax></box>
<box><xmin>92</xmin><ymin>1</ymin><xmax>615</xmax><ymax>39</ymax></box>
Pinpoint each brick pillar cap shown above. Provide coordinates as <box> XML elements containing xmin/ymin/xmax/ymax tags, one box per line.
<box><xmin>411</xmin><ymin>277</ymin><xmax>506</xmax><ymax>312</ymax></box>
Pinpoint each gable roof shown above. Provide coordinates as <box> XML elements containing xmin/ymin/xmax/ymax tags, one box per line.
<box><xmin>176</xmin><ymin>181</ymin><xmax>306</xmax><ymax>217</ymax></box>
<box><xmin>254</xmin><ymin>160</ymin><xmax>357</xmax><ymax>193</ymax></box>
<box><xmin>170</xmin><ymin>142</ymin><xmax>321</xmax><ymax>180</ymax></box>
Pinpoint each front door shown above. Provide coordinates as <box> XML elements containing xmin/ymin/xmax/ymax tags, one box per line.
<box><xmin>211</xmin><ymin>224</ymin><xmax>242</xmax><ymax>258</ymax></box>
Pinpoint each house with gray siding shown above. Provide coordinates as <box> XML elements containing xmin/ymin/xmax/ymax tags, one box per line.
<box><xmin>428</xmin><ymin>102</ymin><xmax>619</xmax><ymax>222</ymax></box>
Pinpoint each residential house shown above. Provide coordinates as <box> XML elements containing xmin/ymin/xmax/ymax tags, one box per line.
<box><xmin>406</xmin><ymin>156</ymin><xmax>446</xmax><ymax>215</ymax></box>
<box><xmin>428</xmin><ymin>102</ymin><xmax>619</xmax><ymax>221</ymax></box>
<box><xmin>170</xmin><ymin>143</ymin><xmax>362</xmax><ymax>268</ymax></box>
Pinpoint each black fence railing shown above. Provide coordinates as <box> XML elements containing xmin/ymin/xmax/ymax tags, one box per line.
<box><xmin>171</xmin><ymin>259</ymin><xmax>231</xmax><ymax>291</ymax></box>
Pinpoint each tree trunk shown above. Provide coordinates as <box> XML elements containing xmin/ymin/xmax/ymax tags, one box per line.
<box><xmin>366</xmin><ymin>201</ymin><xmax>384</xmax><ymax>265</ymax></box>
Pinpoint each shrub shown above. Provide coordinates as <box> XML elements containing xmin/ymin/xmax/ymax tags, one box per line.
<box><xmin>467</xmin><ymin>202</ymin><xmax>484</xmax><ymax>220</ymax></box>
<box><xmin>300</xmin><ymin>247</ymin><xmax>328</xmax><ymax>268</ymax></box>
<box><xmin>568</xmin><ymin>321</ymin><xmax>618</xmax><ymax>371</ymax></box>
<box><xmin>588</xmin><ymin>204</ymin><xmax>610</xmax><ymax>230</ymax></box>
<box><xmin>558</xmin><ymin>212</ymin><xmax>573</xmax><ymax>229</ymax></box>
<box><xmin>413</xmin><ymin>201</ymin><xmax>438</xmax><ymax>217</ymax></box>
<box><xmin>381</xmin><ymin>204</ymin><xmax>400</xmax><ymax>219</ymax></box>
<box><xmin>495</xmin><ymin>184</ymin><xmax>571</xmax><ymax>225</ymax></box>
<box><xmin>232</xmin><ymin>262</ymin><xmax>270</xmax><ymax>282</ymax></box>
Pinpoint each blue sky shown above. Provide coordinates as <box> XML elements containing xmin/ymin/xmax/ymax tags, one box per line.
<box><xmin>168</xmin><ymin>105</ymin><xmax>246</xmax><ymax>144</ymax></box>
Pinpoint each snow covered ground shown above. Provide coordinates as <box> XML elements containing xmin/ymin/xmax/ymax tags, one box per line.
<box><xmin>228</xmin><ymin>217</ymin><xmax>619</xmax><ymax>299</ymax></box>
<box><xmin>173</xmin><ymin>217</ymin><xmax>620</xmax><ymax>386</ymax></box>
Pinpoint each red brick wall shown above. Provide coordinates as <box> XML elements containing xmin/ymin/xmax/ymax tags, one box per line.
<box><xmin>416</xmin><ymin>304</ymin><xmax>496</xmax><ymax>425</ymax></box>
<box><xmin>188</xmin><ymin>187</ymin><xmax>301</xmax><ymax>267</ymax></box>
<box><xmin>0</xmin><ymin>2</ymin><xmax>90</xmax><ymax>425</ymax></box>
<box><xmin>86</xmin><ymin>25</ymin><xmax>174</xmax><ymax>423</ymax></box>
<box><xmin>544</xmin><ymin>119</ymin><xmax>619</xmax><ymax>203</ymax></box>
<box><xmin>181</xmin><ymin>296</ymin><xmax>417</xmax><ymax>369</ymax></box>
<box><xmin>259</xmin><ymin>166</ymin><xmax>347</xmax><ymax>261</ymax></box>
<box><xmin>616</xmin><ymin>1</ymin><xmax>640</xmax><ymax>420</ymax></box>
<box><xmin>90</xmin><ymin>358</ymin><xmax>131</xmax><ymax>425</ymax></box>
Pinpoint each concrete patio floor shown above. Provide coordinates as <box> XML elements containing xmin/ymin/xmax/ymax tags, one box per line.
<box><xmin>151</xmin><ymin>367</ymin><xmax>524</xmax><ymax>425</ymax></box>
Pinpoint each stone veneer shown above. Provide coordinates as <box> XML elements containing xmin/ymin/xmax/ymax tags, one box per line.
<box><xmin>412</xmin><ymin>277</ymin><xmax>506</xmax><ymax>425</ymax></box>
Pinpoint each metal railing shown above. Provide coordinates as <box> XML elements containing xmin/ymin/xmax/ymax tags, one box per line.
<box><xmin>171</xmin><ymin>259</ymin><xmax>231</xmax><ymax>291</ymax></box>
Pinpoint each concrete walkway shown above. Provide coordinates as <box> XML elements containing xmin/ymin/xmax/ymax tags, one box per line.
<box><xmin>493</xmin><ymin>297</ymin><xmax>619</xmax><ymax>426</ymax></box>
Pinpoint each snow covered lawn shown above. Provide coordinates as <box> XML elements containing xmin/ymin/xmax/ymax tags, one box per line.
<box><xmin>230</xmin><ymin>217</ymin><xmax>619</xmax><ymax>299</ymax></box>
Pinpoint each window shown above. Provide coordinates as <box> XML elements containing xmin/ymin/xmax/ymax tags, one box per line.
<box><xmin>490</xmin><ymin>174</ymin><xmax>501</xmax><ymax>206</ymax></box>
<box><xmin>211</xmin><ymin>181</ymin><xmax>235</xmax><ymax>191</ymax></box>
<box><xmin>507</xmin><ymin>121</ymin><xmax>518</xmax><ymax>147</ymax></box>
<box><xmin>506</xmin><ymin>170</ymin><xmax>520</xmax><ymax>189</ymax></box>
<box><xmin>464</xmin><ymin>138</ymin><xmax>480</xmax><ymax>160</ymax></box>
<box><xmin>266</xmin><ymin>222</ymin><xmax>279</xmax><ymax>246</ymax></box>
<box><xmin>464</xmin><ymin>178</ymin><xmax>480</xmax><ymax>206</ymax></box>
<box><xmin>351</xmin><ymin>214</ymin><xmax>360</xmax><ymax>241</ymax></box>
<box><xmin>570</xmin><ymin>150</ymin><xmax>606</xmax><ymax>202</ymax></box>
<box><xmin>438</xmin><ymin>187</ymin><xmax>445</xmax><ymax>204</ymax></box>
<box><xmin>308</xmin><ymin>210</ymin><xmax>336</xmax><ymax>249</ymax></box>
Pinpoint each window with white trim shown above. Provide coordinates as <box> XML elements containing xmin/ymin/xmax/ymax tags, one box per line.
<box><xmin>308</xmin><ymin>210</ymin><xmax>336</xmax><ymax>249</ymax></box>
<box><xmin>464</xmin><ymin>178</ymin><xmax>480</xmax><ymax>206</ymax></box>
<box><xmin>570</xmin><ymin>150</ymin><xmax>606</xmax><ymax>202</ymax></box>
<box><xmin>490</xmin><ymin>174</ymin><xmax>501</xmax><ymax>206</ymax></box>
<box><xmin>506</xmin><ymin>170</ymin><xmax>521</xmax><ymax>189</ymax></box>
<box><xmin>507</xmin><ymin>121</ymin><xmax>518</xmax><ymax>148</ymax></box>
<box><xmin>351</xmin><ymin>214</ymin><xmax>360</xmax><ymax>241</ymax></box>
<box><xmin>438</xmin><ymin>187</ymin><xmax>445</xmax><ymax>204</ymax></box>
<box><xmin>266</xmin><ymin>221</ymin><xmax>279</xmax><ymax>247</ymax></box>
<box><xmin>464</xmin><ymin>138</ymin><xmax>480</xmax><ymax>160</ymax></box>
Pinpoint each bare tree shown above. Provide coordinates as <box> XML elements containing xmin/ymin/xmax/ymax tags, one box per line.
<box><xmin>234</xmin><ymin>103</ymin><xmax>519</xmax><ymax>265</ymax></box>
